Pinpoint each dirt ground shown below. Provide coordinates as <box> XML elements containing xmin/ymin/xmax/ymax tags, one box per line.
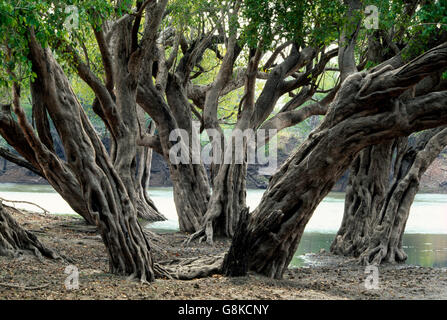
<box><xmin>0</xmin><ymin>206</ymin><xmax>446</xmax><ymax>300</ymax></box>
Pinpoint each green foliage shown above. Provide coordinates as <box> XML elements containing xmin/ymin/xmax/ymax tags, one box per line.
<box><xmin>168</xmin><ymin>0</ymin><xmax>221</xmax><ymax>28</ymax></box>
<box><xmin>241</xmin><ymin>0</ymin><xmax>344</xmax><ymax>50</ymax></box>
<box><xmin>408</xmin><ymin>0</ymin><xmax>447</xmax><ymax>56</ymax></box>
<box><xmin>0</xmin><ymin>0</ymin><xmax>115</xmax><ymax>88</ymax></box>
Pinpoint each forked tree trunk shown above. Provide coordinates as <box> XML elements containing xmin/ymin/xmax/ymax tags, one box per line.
<box><xmin>359</xmin><ymin>127</ymin><xmax>447</xmax><ymax>265</ymax></box>
<box><xmin>0</xmin><ymin>104</ymin><xmax>95</xmax><ymax>225</ymax></box>
<box><xmin>0</xmin><ymin>202</ymin><xmax>57</xmax><ymax>259</ymax></box>
<box><xmin>330</xmin><ymin>140</ymin><xmax>395</xmax><ymax>256</ymax></box>
<box><xmin>111</xmin><ymin>22</ymin><xmax>164</xmax><ymax>223</ymax></box>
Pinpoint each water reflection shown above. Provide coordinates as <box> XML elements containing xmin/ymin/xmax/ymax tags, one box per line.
<box><xmin>290</xmin><ymin>233</ymin><xmax>447</xmax><ymax>268</ymax></box>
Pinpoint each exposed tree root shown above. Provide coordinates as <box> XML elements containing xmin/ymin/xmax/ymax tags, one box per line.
<box><xmin>156</xmin><ymin>254</ymin><xmax>225</xmax><ymax>280</ymax></box>
<box><xmin>0</xmin><ymin>202</ymin><xmax>59</xmax><ymax>261</ymax></box>
<box><xmin>0</xmin><ymin>282</ymin><xmax>50</xmax><ymax>290</ymax></box>
<box><xmin>183</xmin><ymin>227</ymin><xmax>208</xmax><ymax>245</ymax></box>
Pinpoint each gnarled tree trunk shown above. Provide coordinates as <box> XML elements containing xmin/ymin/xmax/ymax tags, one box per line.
<box><xmin>359</xmin><ymin>127</ymin><xmax>447</xmax><ymax>265</ymax></box>
<box><xmin>137</xmin><ymin>73</ymin><xmax>211</xmax><ymax>234</ymax></box>
<box><xmin>224</xmin><ymin>42</ymin><xmax>447</xmax><ymax>279</ymax></box>
<box><xmin>27</xmin><ymin>36</ymin><xmax>156</xmax><ymax>281</ymax></box>
<box><xmin>330</xmin><ymin>140</ymin><xmax>395</xmax><ymax>256</ymax></box>
<box><xmin>0</xmin><ymin>104</ymin><xmax>95</xmax><ymax>225</ymax></box>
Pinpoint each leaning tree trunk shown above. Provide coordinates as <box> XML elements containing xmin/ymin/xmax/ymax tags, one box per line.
<box><xmin>0</xmin><ymin>104</ymin><xmax>96</xmax><ymax>225</ymax></box>
<box><xmin>223</xmin><ymin>44</ymin><xmax>447</xmax><ymax>278</ymax></box>
<box><xmin>0</xmin><ymin>202</ymin><xmax>57</xmax><ymax>259</ymax></box>
<box><xmin>28</xmin><ymin>39</ymin><xmax>156</xmax><ymax>281</ymax></box>
<box><xmin>330</xmin><ymin>140</ymin><xmax>395</xmax><ymax>256</ymax></box>
<box><xmin>359</xmin><ymin>127</ymin><xmax>447</xmax><ymax>265</ymax></box>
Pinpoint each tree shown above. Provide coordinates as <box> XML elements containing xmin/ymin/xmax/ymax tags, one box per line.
<box><xmin>331</xmin><ymin>0</ymin><xmax>447</xmax><ymax>263</ymax></box>
<box><xmin>2</xmin><ymin>0</ymin><xmax>447</xmax><ymax>284</ymax></box>
<box><xmin>188</xmin><ymin>0</ymin><xmax>343</xmax><ymax>242</ymax></box>
<box><xmin>0</xmin><ymin>0</ymin><xmax>172</xmax><ymax>281</ymax></box>
<box><xmin>224</xmin><ymin>39</ymin><xmax>447</xmax><ymax>278</ymax></box>
<box><xmin>332</xmin><ymin>76</ymin><xmax>447</xmax><ymax>261</ymax></box>
<box><xmin>359</xmin><ymin>127</ymin><xmax>447</xmax><ymax>265</ymax></box>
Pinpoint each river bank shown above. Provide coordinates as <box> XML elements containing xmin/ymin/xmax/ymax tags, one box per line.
<box><xmin>2</xmin><ymin>141</ymin><xmax>447</xmax><ymax>193</ymax></box>
<box><xmin>0</xmin><ymin>206</ymin><xmax>446</xmax><ymax>300</ymax></box>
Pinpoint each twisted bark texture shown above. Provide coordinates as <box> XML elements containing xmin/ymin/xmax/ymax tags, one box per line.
<box><xmin>26</xmin><ymin>34</ymin><xmax>156</xmax><ymax>282</ymax></box>
<box><xmin>224</xmin><ymin>42</ymin><xmax>447</xmax><ymax>279</ymax></box>
<box><xmin>359</xmin><ymin>127</ymin><xmax>447</xmax><ymax>265</ymax></box>
<box><xmin>0</xmin><ymin>202</ymin><xmax>57</xmax><ymax>260</ymax></box>
<box><xmin>330</xmin><ymin>140</ymin><xmax>396</xmax><ymax>256</ymax></box>
<box><xmin>332</xmin><ymin>74</ymin><xmax>447</xmax><ymax>263</ymax></box>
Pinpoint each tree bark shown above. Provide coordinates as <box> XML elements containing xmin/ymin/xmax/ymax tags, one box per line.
<box><xmin>222</xmin><ymin>207</ymin><xmax>250</xmax><ymax>276</ymax></box>
<box><xmin>28</xmin><ymin>37</ymin><xmax>156</xmax><ymax>281</ymax></box>
<box><xmin>135</xmin><ymin>115</ymin><xmax>160</xmax><ymax>220</ymax></box>
<box><xmin>332</xmin><ymin>74</ymin><xmax>447</xmax><ymax>263</ymax></box>
<box><xmin>0</xmin><ymin>104</ymin><xmax>96</xmax><ymax>225</ymax></box>
<box><xmin>0</xmin><ymin>202</ymin><xmax>58</xmax><ymax>259</ymax></box>
<box><xmin>330</xmin><ymin>140</ymin><xmax>395</xmax><ymax>256</ymax></box>
<box><xmin>111</xmin><ymin>17</ymin><xmax>164</xmax><ymax>223</ymax></box>
<box><xmin>359</xmin><ymin>127</ymin><xmax>447</xmax><ymax>265</ymax></box>
<box><xmin>224</xmin><ymin>42</ymin><xmax>447</xmax><ymax>279</ymax></box>
<box><xmin>137</xmin><ymin>76</ymin><xmax>211</xmax><ymax>234</ymax></box>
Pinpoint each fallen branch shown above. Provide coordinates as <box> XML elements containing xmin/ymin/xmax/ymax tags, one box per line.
<box><xmin>156</xmin><ymin>254</ymin><xmax>225</xmax><ymax>280</ymax></box>
<box><xmin>0</xmin><ymin>282</ymin><xmax>50</xmax><ymax>290</ymax></box>
<box><xmin>0</xmin><ymin>197</ymin><xmax>50</xmax><ymax>215</ymax></box>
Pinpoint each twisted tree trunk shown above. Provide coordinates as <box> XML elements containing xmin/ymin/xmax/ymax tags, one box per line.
<box><xmin>27</xmin><ymin>37</ymin><xmax>156</xmax><ymax>281</ymax></box>
<box><xmin>137</xmin><ymin>76</ymin><xmax>211</xmax><ymax>233</ymax></box>
<box><xmin>359</xmin><ymin>127</ymin><xmax>447</xmax><ymax>265</ymax></box>
<box><xmin>330</xmin><ymin>140</ymin><xmax>395</xmax><ymax>256</ymax></box>
<box><xmin>110</xmin><ymin>19</ymin><xmax>164</xmax><ymax>223</ymax></box>
<box><xmin>224</xmin><ymin>42</ymin><xmax>447</xmax><ymax>278</ymax></box>
<box><xmin>0</xmin><ymin>104</ymin><xmax>95</xmax><ymax>225</ymax></box>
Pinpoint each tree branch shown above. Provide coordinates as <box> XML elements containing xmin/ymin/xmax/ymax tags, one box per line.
<box><xmin>0</xmin><ymin>147</ymin><xmax>43</xmax><ymax>177</ymax></box>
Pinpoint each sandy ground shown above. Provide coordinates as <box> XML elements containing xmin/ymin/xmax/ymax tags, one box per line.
<box><xmin>0</xmin><ymin>206</ymin><xmax>446</xmax><ymax>300</ymax></box>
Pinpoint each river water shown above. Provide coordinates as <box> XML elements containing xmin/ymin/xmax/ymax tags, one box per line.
<box><xmin>1</xmin><ymin>183</ymin><xmax>446</xmax><ymax>268</ymax></box>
